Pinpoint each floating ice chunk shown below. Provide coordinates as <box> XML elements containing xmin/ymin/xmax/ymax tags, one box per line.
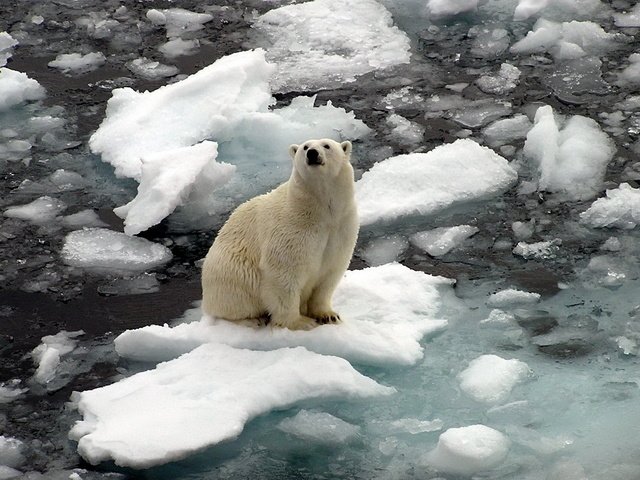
<box><xmin>425</xmin><ymin>425</ymin><xmax>510</xmax><ymax>475</ymax></box>
<box><xmin>146</xmin><ymin>9</ymin><xmax>167</xmax><ymax>25</ymax></box>
<box><xmin>70</xmin><ymin>343</ymin><xmax>393</xmax><ymax>468</ymax></box>
<box><xmin>278</xmin><ymin>410</ymin><xmax>360</xmax><ymax>444</ymax></box>
<box><xmin>476</xmin><ymin>63</ymin><xmax>521</xmax><ymax>95</ymax></box>
<box><xmin>361</xmin><ymin>235</ymin><xmax>408</xmax><ymax>266</ymax></box>
<box><xmin>0</xmin><ymin>68</ymin><xmax>46</xmax><ymax>112</ymax></box>
<box><xmin>601</xmin><ymin>236</ymin><xmax>621</xmax><ymax>252</ymax></box>
<box><xmin>254</xmin><ymin>0</ymin><xmax>410</xmax><ymax>92</ymax></box>
<box><xmin>159</xmin><ymin>38</ymin><xmax>199</xmax><ymax>58</ymax></box>
<box><xmin>511</xmin><ymin>219</ymin><xmax>536</xmax><ymax>240</ymax></box>
<box><xmin>49</xmin><ymin>169</ymin><xmax>86</xmax><ymax>191</ymax></box>
<box><xmin>0</xmin><ymin>380</ymin><xmax>27</xmax><ymax>404</ymax></box>
<box><xmin>427</xmin><ymin>0</ymin><xmax>478</xmax><ymax>16</ymax></box>
<box><xmin>580</xmin><ymin>183</ymin><xmax>640</xmax><ymax>229</ymax></box>
<box><xmin>386</xmin><ymin>418</ymin><xmax>443</xmax><ymax>434</ymax></box>
<box><xmin>48</xmin><ymin>52</ymin><xmax>106</xmax><ymax>75</ymax></box>
<box><xmin>487</xmin><ymin>289</ymin><xmax>541</xmax><ymax>307</ymax></box>
<box><xmin>0</xmin><ymin>436</ymin><xmax>24</xmax><ymax>469</ymax></box>
<box><xmin>524</xmin><ymin>105</ymin><xmax>615</xmax><ymax>200</ymax></box>
<box><xmin>614</xmin><ymin>4</ymin><xmax>640</xmax><ymax>27</ymax></box>
<box><xmin>514</xmin><ymin>0</ymin><xmax>551</xmax><ymax>20</ymax></box>
<box><xmin>61</xmin><ymin>210</ymin><xmax>108</xmax><ymax>229</ymax></box>
<box><xmin>356</xmin><ymin>139</ymin><xmax>517</xmax><ymax>226</ymax></box>
<box><xmin>112</xmin><ymin>142</ymin><xmax>235</xmax><ymax>235</ymax></box>
<box><xmin>480</xmin><ymin>309</ymin><xmax>517</xmax><ymax>325</ymax></box>
<box><xmin>513</xmin><ymin>239</ymin><xmax>561</xmax><ymax>260</ymax></box>
<box><xmin>386</xmin><ymin>114</ymin><xmax>424</xmax><ymax>146</ymax></box>
<box><xmin>410</xmin><ymin>225</ymin><xmax>479</xmax><ymax>257</ymax></box>
<box><xmin>115</xmin><ymin>263</ymin><xmax>453</xmax><ymax>367</ymax></box>
<box><xmin>458</xmin><ymin>354</ymin><xmax>530</xmax><ymax>404</ymax></box>
<box><xmin>452</xmin><ymin>101</ymin><xmax>512</xmax><ymax>128</ymax></box>
<box><xmin>618</xmin><ymin>53</ymin><xmax>640</xmax><ymax>86</ymax></box>
<box><xmin>0</xmin><ymin>32</ymin><xmax>18</xmax><ymax>67</ymax></box>
<box><xmin>148</xmin><ymin>8</ymin><xmax>213</xmax><ymax>38</ymax></box>
<box><xmin>469</xmin><ymin>27</ymin><xmax>510</xmax><ymax>58</ymax></box>
<box><xmin>126</xmin><ymin>57</ymin><xmax>178</xmax><ymax>80</ymax></box>
<box><xmin>31</xmin><ymin>330</ymin><xmax>84</xmax><ymax>385</ymax></box>
<box><xmin>61</xmin><ymin>228</ymin><xmax>172</xmax><ymax>273</ymax></box>
<box><xmin>3</xmin><ymin>196</ymin><xmax>66</xmax><ymax>224</ymax></box>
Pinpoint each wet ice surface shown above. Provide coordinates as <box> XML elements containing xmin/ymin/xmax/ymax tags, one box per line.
<box><xmin>1</xmin><ymin>0</ymin><xmax>640</xmax><ymax>479</ymax></box>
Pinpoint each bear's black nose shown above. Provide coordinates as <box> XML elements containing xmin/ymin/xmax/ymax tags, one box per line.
<box><xmin>306</xmin><ymin>148</ymin><xmax>322</xmax><ymax>165</ymax></box>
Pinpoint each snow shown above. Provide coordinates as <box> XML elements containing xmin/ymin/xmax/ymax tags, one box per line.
<box><xmin>115</xmin><ymin>263</ymin><xmax>453</xmax><ymax>367</ymax></box>
<box><xmin>613</xmin><ymin>4</ymin><xmax>640</xmax><ymax>28</ymax></box>
<box><xmin>277</xmin><ymin>410</ymin><xmax>360</xmax><ymax>444</ymax></box>
<box><xmin>90</xmin><ymin>49</ymin><xmax>369</xmax><ymax>230</ymax></box>
<box><xmin>510</xmin><ymin>19</ymin><xmax>617</xmax><ymax>60</ymax></box>
<box><xmin>513</xmin><ymin>239</ymin><xmax>561</xmax><ymax>260</ymax></box>
<box><xmin>476</xmin><ymin>63</ymin><xmax>521</xmax><ymax>95</ymax></box>
<box><xmin>487</xmin><ymin>289</ymin><xmax>541</xmax><ymax>307</ymax></box>
<box><xmin>70</xmin><ymin>343</ymin><xmax>393</xmax><ymax>468</ymax></box>
<box><xmin>580</xmin><ymin>183</ymin><xmax>640</xmax><ymax>229</ymax></box>
<box><xmin>523</xmin><ymin>105</ymin><xmax>615</xmax><ymax>200</ymax></box>
<box><xmin>356</xmin><ymin>139</ymin><xmax>517</xmax><ymax>226</ymax></box>
<box><xmin>361</xmin><ymin>235</ymin><xmax>408</xmax><ymax>266</ymax></box>
<box><xmin>111</xmin><ymin>141</ymin><xmax>235</xmax><ymax>236</ymax></box>
<box><xmin>0</xmin><ymin>33</ymin><xmax>18</xmax><ymax>67</ymax></box>
<box><xmin>0</xmin><ymin>437</ymin><xmax>24</xmax><ymax>470</ymax></box>
<box><xmin>61</xmin><ymin>228</ymin><xmax>172</xmax><ymax>273</ymax></box>
<box><xmin>3</xmin><ymin>196</ymin><xmax>67</xmax><ymax>224</ymax></box>
<box><xmin>31</xmin><ymin>330</ymin><xmax>84</xmax><ymax>385</ymax></box>
<box><xmin>253</xmin><ymin>0</ymin><xmax>410</xmax><ymax>93</ymax></box>
<box><xmin>425</xmin><ymin>425</ymin><xmax>510</xmax><ymax>475</ymax></box>
<box><xmin>0</xmin><ymin>68</ymin><xmax>46</xmax><ymax>112</ymax></box>
<box><xmin>48</xmin><ymin>52</ymin><xmax>106</xmax><ymax>75</ymax></box>
<box><xmin>426</xmin><ymin>0</ymin><xmax>478</xmax><ymax>17</ymax></box>
<box><xmin>410</xmin><ymin>225</ymin><xmax>479</xmax><ymax>257</ymax></box>
<box><xmin>458</xmin><ymin>354</ymin><xmax>530</xmax><ymax>404</ymax></box>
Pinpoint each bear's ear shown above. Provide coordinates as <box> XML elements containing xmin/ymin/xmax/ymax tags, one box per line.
<box><xmin>288</xmin><ymin>144</ymin><xmax>299</xmax><ymax>159</ymax></box>
<box><xmin>341</xmin><ymin>141</ymin><xmax>352</xmax><ymax>157</ymax></box>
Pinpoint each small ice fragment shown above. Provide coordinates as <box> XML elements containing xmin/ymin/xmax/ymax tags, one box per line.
<box><xmin>361</xmin><ymin>235</ymin><xmax>408</xmax><ymax>266</ymax></box>
<box><xmin>487</xmin><ymin>289</ymin><xmax>541</xmax><ymax>307</ymax></box>
<box><xmin>0</xmin><ymin>68</ymin><xmax>46</xmax><ymax>111</ymax></box>
<box><xmin>277</xmin><ymin>410</ymin><xmax>360</xmax><ymax>444</ymax></box>
<box><xmin>126</xmin><ymin>58</ymin><xmax>178</xmax><ymax>80</ymax></box>
<box><xmin>3</xmin><ymin>196</ymin><xmax>66</xmax><ymax>224</ymax></box>
<box><xmin>579</xmin><ymin>183</ymin><xmax>640</xmax><ymax>229</ymax></box>
<box><xmin>61</xmin><ymin>210</ymin><xmax>108</xmax><ymax>228</ymax></box>
<box><xmin>458</xmin><ymin>354</ymin><xmax>530</xmax><ymax>404</ymax></box>
<box><xmin>31</xmin><ymin>330</ymin><xmax>84</xmax><ymax>385</ymax></box>
<box><xmin>0</xmin><ymin>32</ymin><xmax>19</xmax><ymax>67</ymax></box>
<box><xmin>601</xmin><ymin>237</ymin><xmax>621</xmax><ymax>252</ymax></box>
<box><xmin>386</xmin><ymin>114</ymin><xmax>424</xmax><ymax>146</ymax></box>
<box><xmin>427</xmin><ymin>0</ymin><xmax>478</xmax><ymax>17</ymax></box>
<box><xmin>159</xmin><ymin>38</ymin><xmax>199</xmax><ymax>58</ymax></box>
<box><xmin>476</xmin><ymin>63</ymin><xmax>521</xmax><ymax>95</ymax></box>
<box><xmin>0</xmin><ymin>436</ymin><xmax>25</xmax><ymax>469</ymax></box>
<box><xmin>513</xmin><ymin>239</ymin><xmax>561</xmax><ymax>260</ymax></box>
<box><xmin>48</xmin><ymin>52</ymin><xmax>106</xmax><ymax>75</ymax></box>
<box><xmin>410</xmin><ymin>225</ymin><xmax>478</xmax><ymax>257</ymax></box>
<box><xmin>480</xmin><ymin>309</ymin><xmax>516</xmax><ymax>325</ymax></box>
<box><xmin>0</xmin><ymin>380</ymin><xmax>28</xmax><ymax>404</ymax></box>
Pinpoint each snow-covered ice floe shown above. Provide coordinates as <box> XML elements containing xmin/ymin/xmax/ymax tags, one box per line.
<box><xmin>253</xmin><ymin>0</ymin><xmax>410</xmax><ymax>93</ymax></box>
<box><xmin>90</xmin><ymin>48</ymin><xmax>369</xmax><ymax>234</ymax></box>
<box><xmin>115</xmin><ymin>263</ymin><xmax>453</xmax><ymax>367</ymax></box>
<box><xmin>580</xmin><ymin>183</ymin><xmax>640</xmax><ymax>229</ymax></box>
<box><xmin>70</xmin><ymin>343</ymin><xmax>393</xmax><ymax>468</ymax></box>
<box><xmin>356</xmin><ymin>139</ymin><xmax>517</xmax><ymax>226</ymax></box>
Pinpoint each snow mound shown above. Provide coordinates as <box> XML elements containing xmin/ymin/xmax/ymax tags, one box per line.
<box><xmin>278</xmin><ymin>410</ymin><xmax>360</xmax><ymax>444</ymax></box>
<box><xmin>61</xmin><ymin>228</ymin><xmax>172</xmax><ymax>273</ymax></box>
<box><xmin>115</xmin><ymin>263</ymin><xmax>452</xmax><ymax>367</ymax></box>
<box><xmin>90</xmin><ymin>49</ymin><xmax>369</xmax><ymax>233</ymax></box>
<box><xmin>70</xmin><ymin>343</ymin><xmax>393</xmax><ymax>468</ymax></box>
<box><xmin>0</xmin><ymin>68</ymin><xmax>46</xmax><ymax>112</ymax></box>
<box><xmin>48</xmin><ymin>52</ymin><xmax>106</xmax><ymax>75</ymax></box>
<box><xmin>458</xmin><ymin>354</ymin><xmax>530</xmax><ymax>404</ymax></box>
<box><xmin>523</xmin><ymin>105</ymin><xmax>615</xmax><ymax>200</ymax></box>
<box><xmin>356</xmin><ymin>139</ymin><xmax>517</xmax><ymax>226</ymax></box>
<box><xmin>426</xmin><ymin>425</ymin><xmax>510</xmax><ymax>475</ymax></box>
<box><xmin>0</xmin><ymin>32</ymin><xmax>18</xmax><ymax>67</ymax></box>
<box><xmin>410</xmin><ymin>225</ymin><xmax>479</xmax><ymax>257</ymax></box>
<box><xmin>112</xmin><ymin>141</ymin><xmax>234</xmax><ymax>236</ymax></box>
<box><xmin>3</xmin><ymin>196</ymin><xmax>66</xmax><ymax>224</ymax></box>
<box><xmin>580</xmin><ymin>183</ymin><xmax>640</xmax><ymax>229</ymax></box>
<box><xmin>254</xmin><ymin>0</ymin><xmax>410</xmax><ymax>93</ymax></box>
<box><xmin>31</xmin><ymin>330</ymin><xmax>84</xmax><ymax>385</ymax></box>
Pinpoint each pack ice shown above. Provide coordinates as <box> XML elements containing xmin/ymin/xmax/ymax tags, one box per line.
<box><xmin>89</xmin><ymin>49</ymin><xmax>370</xmax><ymax>235</ymax></box>
<box><xmin>71</xmin><ymin>264</ymin><xmax>457</xmax><ymax>467</ymax></box>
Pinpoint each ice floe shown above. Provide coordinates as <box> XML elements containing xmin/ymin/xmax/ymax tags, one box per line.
<box><xmin>410</xmin><ymin>225</ymin><xmax>479</xmax><ymax>257</ymax></box>
<box><xmin>61</xmin><ymin>228</ymin><xmax>172</xmax><ymax>273</ymax></box>
<box><xmin>476</xmin><ymin>63</ymin><xmax>521</xmax><ymax>95</ymax></box>
<box><xmin>70</xmin><ymin>343</ymin><xmax>393</xmax><ymax>468</ymax></box>
<box><xmin>356</xmin><ymin>139</ymin><xmax>517</xmax><ymax>226</ymax></box>
<box><xmin>48</xmin><ymin>52</ymin><xmax>106</xmax><ymax>75</ymax></box>
<box><xmin>277</xmin><ymin>410</ymin><xmax>361</xmax><ymax>444</ymax></box>
<box><xmin>253</xmin><ymin>0</ymin><xmax>410</xmax><ymax>93</ymax></box>
<box><xmin>0</xmin><ymin>68</ymin><xmax>46</xmax><ymax>112</ymax></box>
<box><xmin>523</xmin><ymin>105</ymin><xmax>615</xmax><ymax>200</ymax></box>
<box><xmin>115</xmin><ymin>263</ymin><xmax>453</xmax><ymax>367</ymax></box>
<box><xmin>580</xmin><ymin>183</ymin><xmax>640</xmax><ymax>229</ymax></box>
<box><xmin>458</xmin><ymin>354</ymin><xmax>530</xmax><ymax>404</ymax></box>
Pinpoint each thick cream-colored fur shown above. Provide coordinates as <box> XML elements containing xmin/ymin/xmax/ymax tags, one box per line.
<box><xmin>201</xmin><ymin>139</ymin><xmax>358</xmax><ymax>330</ymax></box>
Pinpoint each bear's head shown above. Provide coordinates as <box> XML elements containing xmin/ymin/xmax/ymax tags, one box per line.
<box><xmin>288</xmin><ymin>139</ymin><xmax>352</xmax><ymax>180</ymax></box>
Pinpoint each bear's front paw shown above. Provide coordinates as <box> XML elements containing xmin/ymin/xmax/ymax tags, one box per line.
<box><xmin>313</xmin><ymin>312</ymin><xmax>341</xmax><ymax>325</ymax></box>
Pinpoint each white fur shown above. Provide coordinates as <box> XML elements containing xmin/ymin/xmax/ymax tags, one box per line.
<box><xmin>201</xmin><ymin>139</ymin><xmax>358</xmax><ymax>330</ymax></box>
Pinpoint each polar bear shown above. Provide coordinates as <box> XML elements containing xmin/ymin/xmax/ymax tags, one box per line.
<box><xmin>201</xmin><ymin>138</ymin><xmax>358</xmax><ymax>330</ymax></box>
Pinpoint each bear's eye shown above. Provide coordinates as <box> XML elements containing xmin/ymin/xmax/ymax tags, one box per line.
<box><xmin>303</xmin><ymin>145</ymin><xmax>308</xmax><ymax>151</ymax></box>
<box><xmin>323</xmin><ymin>144</ymin><xmax>330</xmax><ymax>149</ymax></box>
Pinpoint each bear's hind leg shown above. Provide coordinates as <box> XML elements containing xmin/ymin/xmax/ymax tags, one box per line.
<box><xmin>260</xmin><ymin>273</ymin><xmax>317</xmax><ymax>331</ymax></box>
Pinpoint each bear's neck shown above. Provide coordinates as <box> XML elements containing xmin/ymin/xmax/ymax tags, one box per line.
<box><xmin>288</xmin><ymin>167</ymin><xmax>355</xmax><ymax>220</ymax></box>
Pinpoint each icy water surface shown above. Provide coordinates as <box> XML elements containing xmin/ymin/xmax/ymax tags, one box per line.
<box><xmin>1</xmin><ymin>0</ymin><xmax>640</xmax><ymax>479</ymax></box>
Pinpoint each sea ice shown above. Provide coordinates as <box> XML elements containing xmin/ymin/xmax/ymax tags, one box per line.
<box><xmin>513</xmin><ymin>239</ymin><xmax>561</xmax><ymax>260</ymax></box>
<box><xmin>147</xmin><ymin>8</ymin><xmax>213</xmax><ymax>38</ymax></box>
<box><xmin>61</xmin><ymin>210</ymin><xmax>108</xmax><ymax>229</ymax></box>
<box><xmin>112</xmin><ymin>141</ymin><xmax>235</xmax><ymax>235</ymax></box>
<box><xmin>360</xmin><ymin>235</ymin><xmax>408</xmax><ymax>266</ymax></box>
<box><xmin>512</xmin><ymin>219</ymin><xmax>536</xmax><ymax>240</ymax></box>
<box><xmin>125</xmin><ymin>58</ymin><xmax>178</xmax><ymax>80</ymax></box>
<box><xmin>356</xmin><ymin>139</ymin><xmax>517</xmax><ymax>226</ymax></box>
<box><xmin>482</xmin><ymin>114</ymin><xmax>532</xmax><ymax>147</ymax></box>
<box><xmin>458</xmin><ymin>354</ymin><xmax>530</xmax><ymax>404</ymax></box>
<box><xmin>115</xmin><ymin>263</ymin><xmax>453</xmax><ymax>367</ymax></box>
<box><xmin>425</xmin><ymin>425</ymin><xmax>510</xmax><ymax>475</ymax></box>
<box><xmin>253</xmin><ymin>0</ymin><xmax>410</xmax><ymax>93</ymax></box>
<box><xmin>476</xmin><ymin>63</ymin><xmax>521</xmax><ymax>95</ymax></box>
<box><xmin>31</xmin><ymin>330</ymin><xmax>84</xmax><ymax>385</ymax></box>
<box><xmin>410</xmin><ymin>225</ymin><xmax>479</xmax><ymax>257</ymax></box>
<box><xmin>426</xmin><ymin>0</ymin><xmax>478</xmax><ymax>17</ymax></box>
<box><xmin>61</xmin><ymin>228</ymin><xmax>172</xmax><ymax>273</ymax></box>
<box><xmin>386</xmin><ymin>114</ymin><xmax>424</xmax><ymax>146</ymax></box>
<box><xmin>579</xmin><ymin>183</ymin><xmax>640</xmax><ymax>229</ymax></box>
<box><xmin>614</xmin><ymin>4</ymin><xmax>640</xmax><ymax>28</ymax></box>
<box><xmin>0</xmin><ymin>436</ymin><xmax>24</xmax><ymax>469</ymax></box>
<box><xmin>523</xmin><ymin>105</ymin><xmax>615</xmax><ymax>200</ymax></box>
<box><xmin>0</xmin><ymin>32</ymin><xmax>18</xmax><ymax>67</ymax></box>
<box><xmin>0</xmin><ymin>380</ymin><xmax>27</xmax><ymax>404</ymax></box>
<box><xmin>487</xmin><ymin>289</ymin><xmax>541</xmax><ymax>307</ymax></box>
<box><xmin>0</xmin><ymin>68</ymin><xmax>46</xmax><ymax>112</ymax></box>
<box><xmin>618</xmin><ymin>54</ymin><xmax>640</xmax><ymax>86</ymax></box>
<box><xmin>48</xmin><ymin>52</ymin><xmax>106</xmax><ymax>75</ymax></box>
<box><xmin>158</xmin><ymin>38</ymin><xmax>199</xmax><ymax>59</ymax></box>
<box><xmin>3</xmin><ymin>196</ymin><xmax>67</xmax><ymax>224</ymax></box>
<box><xmin>70</xmin><ymin>343</ymin><xmax>393</xmax><ymax>468</ymax></box>
<box><xmin>277</xmin><ymin>410</ymin><xmax>361</xmax><ymax>444</ymax></box>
